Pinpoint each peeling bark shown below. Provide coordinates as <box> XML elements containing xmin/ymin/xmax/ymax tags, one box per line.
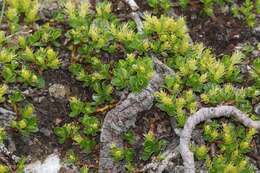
<box><xmin>98</xmin><ymin>57</ymin><xmax>174</xmax><ymax>173</ymax></box>
<box><xmin>0</xmin><ymin>108</ymin><xmax>20</xmax><ymax>162</ymax></box>
<box><xmin>124</xmin><ymin>0</ymin><xmax>139</xmax><ymax>11</ymax></box>
<box><xmin>142</xmin><ymin>140</ymin><xmax>180</xmax><ymax>173</ymax></box>
<box><xmin>180</xmin><ymin>106</ymin><xmax>260</xmax><ymax>173</ymax></box>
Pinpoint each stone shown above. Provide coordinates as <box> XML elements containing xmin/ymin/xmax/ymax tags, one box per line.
<box><xmin>24</xmin><ymin>153</ymin><xmax>61</xmax><ymax>173</ymax></box>
<box><xmin>254</xmin><ymin>103</ymin><xmax>260</xmax><ymax>115</ymax></box>
<box><xmin>48</xmin><ymin>84</ymin><xmax>69</xmax><ymax>99</ymax></box>
<box><xmin>40</xmin><ymin>128</ymin><xmax>52</xmax><ymax>137</ymax></box>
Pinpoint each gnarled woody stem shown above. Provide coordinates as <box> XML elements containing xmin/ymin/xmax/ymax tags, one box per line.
<box><xmin>180</xmin><ymin>106</ymin><xmax>260</xmax><ymax>173</ymax></box>
<box><xmin>98</xmin><ymin>58</ymin><xmax>174</xmax><ymax>173</ymax></box>
<box><xmin>0</xmin><ymin>107</ymin><xmax>20</xmax><ymax>162</ymax></box>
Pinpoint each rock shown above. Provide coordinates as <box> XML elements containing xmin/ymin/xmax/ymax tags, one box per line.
<box><xmin>40</xmin><ymin>128</ymin><xmax>52</xmax><ymax>137</ymax></box>
<box><xmin>252</xmin><ymin>50</ymin><xmax>260</xmax><ymax>57</ymax></box>
<box><xmin>48</xmin><ymin>84</ymin><xmax>69</xmax><ymax>99</ymax></box>
<box><xmin>157</xmin><ymin>124</ymin><xmax>167</xmax><ymax>134</ymax></box>
<box><xmin>117</xmin><ymin>1</ymin><xmax>125</xmax><ymax>11</ymax></box>
<box><xmin>253</xmin><ymin>25</ymin><xmax>260</xmax><ymax>34</ymax></box>
<box><xmin>254</xmin><ymin>103</ymin><xmax>260</xmax><ymax>115</ymax></box>
<box><xmin>33</xmin><ymin>96</ymin><xmax>45</xmax><ymax>103</ymax></box>
<box><xmin>24</xmin><ymin>153</ymin><xmax>61</xmax><ymax>173</ymax></box>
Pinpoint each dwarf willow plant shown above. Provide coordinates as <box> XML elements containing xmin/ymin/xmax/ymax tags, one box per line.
<box><xmin>110</xmin><ymin>143</ymin><xmax>135</xmax><ymax>172</ymax></box>
<box><xmin>55</xmin><ymin>97</ymin><xmax>99</xmax><ymax>153</ymax></box>
<box><xmin>69</xmin><ymin>58</ymin><xmax>112</xmax><ymax>105</ymax></box>
<box><xmin>142</xmin><ymin>131</ymin><xmax>167</xmax><ymax>161</ymax></box>
<box><xmin>0</xmin><ymin>164</ymin><xmax>9</xmax><ymax>173</ymax></box>
<box><xmin>205</xmin><ymin>123</ymin><xmax>256</xmax><ymax>173</ymax></box>
<box><xmin>6</xmin><ymin>0</ymin><xmax>39</xmax><ymax>32</ymax></box>
<box><xmin>251</xmin><ymin>58</ymin><xmax>260</xmax><ymax>88</ymax></box>
<box><xmin>23</xmin><ymin>47</ymin><xmax>60</xmax><ymax>71</ymax></box>
<box><xmin>54</xmin><ymin>122</ymin><xmax>96</xmax><ymax>153</ymax></box>
<box><xmin>11</xmin><ymin>104</ymin><xmax>39</xmax><ymax>136</ymax></box>
<box><xmin>18</xmin><ymin>66</ymin><xmax>45</xmax><ymax>88</ymax></box>
<box><xmin>191</xmin><ymin>144</ymin><xmax>208</xmax><ymax>161</ymax></box>
<box><xmin>174</xmin><ymin>0</ymin><xmax>259</xmax><ymax>27</ymax></box>
<box><xmin>146</xmin><ymin>0</ymin><xmax>172</xmax><ymax>13</ymax></box>
<box><xmin>69</xmin><ymin>97</ymin><xmax>94</xmax><ymax>118</ymax></box>
<box><xmin>8</xmin><ymin>89</ymin><xmax>24</xmax><ymax>108</ymax></box>
<box><xmin>26</xmin><ymin>24</ymin><xmax>62</xmax><ymax>47</ymax></box>
<box><xmin>0</xmin><ymin>128</ymin><xmax>6</xmax><ymax>144</ymax></box>
<box><xmin>154</xmin><ymin>39</ymin><xmax>259</xmax><ymax>127</ymax></box>
<box><xmin>112</xmin><ymin>54</ymin><xmax>154</xmax><ymax>92</ymax></box>
<box><xmin>0</xmin><ymin>84</ymin><xmax>8</xmax><ymax>103</ymax></box>
<box><xmin>81</xmin><ymin>115</ymin><xmax>100</xmax><ymax>136</ymax></box>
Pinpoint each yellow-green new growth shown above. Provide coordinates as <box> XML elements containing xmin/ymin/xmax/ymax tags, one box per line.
<box><xmin>0</xmin><ymin>84</ymin><xmax>8</xmax><ymax>103</ymax></box>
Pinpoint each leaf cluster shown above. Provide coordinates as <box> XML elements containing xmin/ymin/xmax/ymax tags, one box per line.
<box><xmin>110</xmin><ymin>143</ymin><xmax>135</xmax><ymax>172</ymax></box>
<box><xmin>55</xmin><ymin>97</ymin><xmax>99</xmax><ymax>153</ymax></box>
<box><xmin>0</xmin><ymin>84</ymin><xmax>8</xmax><ymax>103</ymax></box>
<box><xmin>0</xmin><ymin>128</ymin><xmax>6</xmax><ymax>144</ymax></box>
<box><xmin>147</xmin><ymin>0</ymin><xmax>172</xmax><ymax>13</ymax></box>
<box><xmin>69</xmin><ymin>58</ymin><xmax>112</xmax><ymax>105</ymax></box>
<box><xmin>23</xmin><ymin>47</ymin><xmax>60</xmax><ymax>70</ymax></box>
<box><xmin>155</xmin><ymin>89</ymin><xmax>197</xmax><ymax>127</ymax></box>
<box><xmin>0</xmin><ymin>164</ymin><xmax>9</xmax><ymax>173</ymax></box>
<box><xmin>112</xmin><ymin>54</ymin><xmax>154</xmax><ymax>92</ymax></box>
<box><xmin>6</xmin><ymin>0</ymin><xmax>39</xmax><ymax>32</ymax></box>
<box><xmin>11</xmin><ymin>104</ymin><xmax>39</xmax><ymax>136</ymax></box>
<box><xmin>142</xmin><ymin>131</ymin><xmax>167</xmax><ymax>161</ymax></box>
<box><xmin>205</xmin><ymin>123</ymin><xmax>256</xmax><ymax>173</ymax></box>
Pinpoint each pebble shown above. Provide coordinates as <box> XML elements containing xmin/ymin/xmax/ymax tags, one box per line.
<box><xmin>48</xmin><ymin>84</ymin><xmax>69</xmax><ymax>99</ymax></box>
<box><xmin>252</xmin><ymin>50</ymin><xmax>260</xmax><ymax>57</ymax></box>
<box><xmin>33</xmin><ymin>96</ymin><xmax>45</xmax><ymax>103</ymax></box>
<box><xmin>40</xmin><ymin>128</ymin><xmax>52</xmax><ymax>137</ymax></box>
<box><xmin>254</xmin><ymin>103</ymin><xmax>260</xmax><ymax>115</ymax></box>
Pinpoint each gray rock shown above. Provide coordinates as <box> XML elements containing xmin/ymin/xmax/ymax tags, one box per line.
<box><xmin>24</xmin><ymin>153</ymin><xmax>62</xmax><ymax>173</ymax></box>
<box><xmin>33</xmin><ymin>96</ymin><xmax>45</xmax><ymax>103</ymax></box>
<box><xmin>48</xmin><ymin>84</ymin><xmax>69</xmax><ymax>99</ymax></box>
<box><xmin>40</xmin><ymin>128</ymin><xmax>52</xmax><ymax>137</ymax></box>
<box><xmin>254</xmin><ymin>103</ymin><xmax>260</xmax><ymax>115</ymax></box>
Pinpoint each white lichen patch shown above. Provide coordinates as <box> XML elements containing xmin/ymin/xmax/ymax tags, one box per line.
<box><xmin>24</xmin><ymin>153</ymin><xmax>61</xmax><ymax>173</ymax></box>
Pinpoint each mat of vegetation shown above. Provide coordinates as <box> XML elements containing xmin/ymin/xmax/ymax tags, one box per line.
<box><xmin>0</xmin><ymin>0</ymin><xmax>259</xmax><ymax>173</ymax></box>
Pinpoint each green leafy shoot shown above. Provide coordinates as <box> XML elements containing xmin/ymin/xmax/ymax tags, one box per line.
<box><xmin>11</xmin><ymin>104</ymin><xmax>39</xmax><ymax>136</ymax></box>
<box><xmin>81</xmin><ymin>115</ymin><xmax>100</xmax><ymax>136</ymax></box>
<box><xmin>8</xmin><ymin>89</ymin><xmax>24</xmax><ymax>104</ymax></box>
<box><xmin>112</xmin><ymin>54</ymin><xmax>154</xmax><ymax>92</ymax></box>
<box><xmin>54</xmin><ymin>123</ymin><xmax>79</xmax><ymax>144</ymax></box>
<box><xmin>69</xmin><ymin>97</ymin><xmax>94</xmax><ymax>118</ymax></box>
<box><xmin>142</xmin><ymin>131</ymin><xmax>167</xmax><ymax>161</ymax></box>
<box><xmin>191</xmin><ymin>144</ymin><xmax>208</xmax><ymax>160</ymax></box>
<box><xmin>0</xmin><ymin>84</ymin><xmax>8</xmax><ymax>103</ymax></box>
<box><xmin>0</xmin><ymin>128</ymin><xmax>6</xmax><ymax>144</ymax></box>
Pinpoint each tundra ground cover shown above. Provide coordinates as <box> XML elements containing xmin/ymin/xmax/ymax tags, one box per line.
<box><xmin>0</xmin><ymin>0</ymin><xmax>259</xmax><ymax>172</ymax></box>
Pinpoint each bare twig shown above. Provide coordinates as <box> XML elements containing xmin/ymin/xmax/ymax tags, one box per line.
<box><xmin>130</xmin><ymin>12</ymin><xmax>143</xmax><ymax>33</ymax></box>
<box><xmin>0</xmin><ymin>0</ymin><xmax>5</xmax><ymax>26</ymax></box>
<box><xmin>124</xmin><ymin>0</ymin><xmax>139</xmax><ymax>11</ymax></box>
<box><xmin>180</xmin><ymin>106</ymin><xmax>260</xmax><ymax>173</ymax></box>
